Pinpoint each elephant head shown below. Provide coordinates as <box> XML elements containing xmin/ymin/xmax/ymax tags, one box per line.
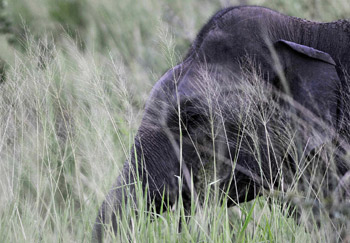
<box><xmin>93</xmin><ymin>6</ymin><xmax>350</xmax><ymax>242</ymax></box>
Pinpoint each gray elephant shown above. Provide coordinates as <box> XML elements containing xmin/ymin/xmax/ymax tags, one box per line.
<box><xmin>93</xmin><ymin>6</ymin><xmax>350</xmax><ymax>242</ymax></box>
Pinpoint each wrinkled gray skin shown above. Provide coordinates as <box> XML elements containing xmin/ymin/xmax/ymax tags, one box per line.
<box><xmin>93</xmin><ymin>6</ymin><xmax>350</xmax><ymax>242</ymax></box>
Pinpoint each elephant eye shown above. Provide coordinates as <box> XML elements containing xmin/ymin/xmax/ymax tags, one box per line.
<box><xmin>181</xmin><ymin>100</ymin><xmax>209</xmax><ymax>132</ymax></box>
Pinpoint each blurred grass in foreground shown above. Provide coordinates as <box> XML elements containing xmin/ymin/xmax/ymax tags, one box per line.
<box><xmin>0</xmin><ymin>0</ymin><xmax>349</xmax><ymax>242</ymax></box>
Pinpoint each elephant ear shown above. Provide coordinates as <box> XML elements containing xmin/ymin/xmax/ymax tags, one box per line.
<box><xmin>273</xmin><ymin>39</ymin><xmax>341</xmax><ymax>152</ymax></box>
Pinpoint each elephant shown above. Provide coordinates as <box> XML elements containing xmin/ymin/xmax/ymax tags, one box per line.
<box><xmin>92</xmin><ymin>5</ymin><xmax>350</xmax><ymax>242</ymax></box>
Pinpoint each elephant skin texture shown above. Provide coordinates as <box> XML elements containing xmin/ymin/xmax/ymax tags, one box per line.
<box><xmin>92</xmin><ymin>6</ymin><xmax>350</xmax><ymax>242</ymax></box>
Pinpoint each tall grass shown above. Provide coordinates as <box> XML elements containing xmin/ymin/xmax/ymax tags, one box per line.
<box><xmin>0</xmin><ymin>0</ymin><xmax>349</xmax><ymax>242</ymax></box>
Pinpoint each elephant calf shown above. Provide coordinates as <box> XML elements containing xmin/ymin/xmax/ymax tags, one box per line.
<box><xmin>93</xmin><ymin>5</ymin><xmax>350</xmax><ymax>242</ymax></box>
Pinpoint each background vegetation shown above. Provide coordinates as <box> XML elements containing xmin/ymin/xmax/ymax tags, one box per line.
<box><xmin>0</xmin><ymin>0</ymin><xmax>349</xmax><ymax>242</ymax></box>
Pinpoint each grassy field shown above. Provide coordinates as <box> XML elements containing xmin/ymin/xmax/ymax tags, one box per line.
<box><xmin>0</xmin><ymin>0</ymin><xmax>349</xmax><ymax>242</ymax></box>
